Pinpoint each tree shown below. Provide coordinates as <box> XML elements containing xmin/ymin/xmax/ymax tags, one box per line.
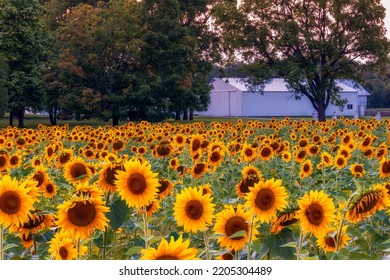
<box><xmin>55</xmin><ymin>0</ymin><xmax>143</xmax><ymax>126</ymax></box>
<box><xmin>0</xmin><ymin>0</ymin><xmax>49</xmax><ymax>127</ymax></box>
<box><xmin>0</xmin><ymin>53</ymin><xmax>8</xmax><ymax>117</ymax></box>
<box><xmin>362</xmin><ymin>64</ymin><xmax>390</xmax><ymax>108</ymax></box>
<box><xmin>215</xmin><ymin>0</ymin><xmax>389</xmax><ymax>121</ymax></box>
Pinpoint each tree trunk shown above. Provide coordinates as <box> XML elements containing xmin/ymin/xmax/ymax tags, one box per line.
<box><xmin>112</xmin><ymin>110</ymin><xmax>119</xmax><ymax>126</ymax></box>
<box><xmin>189</xmin><ymin>108</ymin><xmax>194</xmax><ymax>120</ymax></box>
<box><xmin>49</xmin><ymin>108</ymin><xmax>57</xmax><ymax>125</ymax></box>
<box><xmin>9</xmin><ymin>110</ymin><xmax>13</xmax><ymax>127</ymax></box>
<box><xmin>17</xmin><ymin>108</ymin><xmax>24</xmax><ymax>128</ymax></box>
<box><xmin>175</xmin><ymin>111</ymin><xmax>181</xmax><ymax>120</ymax></box>
<box><xmin>317</xmin><ymin>104</ymin><xmax>326</xmax><ymax>122</ymax></box>
<box><xmin>183</xmin><ymin>109</ymin><xmax>188</xmax><ymax>120</ymax></box>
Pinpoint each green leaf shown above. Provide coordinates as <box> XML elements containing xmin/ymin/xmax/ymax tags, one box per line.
<box><xmin>228</xmin><ymin>230</ymin><xmax>247</xmax><ymax>239</ymax></box>
<box><xmin>106</xmin><ymin>198</ymin><xmax>129</xmax><ymax>231</ymax></box>
<box><xmin>3</xmin><ymin>243</ymin><xmax>19</xmax><ymax>251</ymax></box>
<box><xmin>279</xmin><ymin>241</ymin><xmax>297</xmax><ymax>248</ymax></box>
<box><xmin>125</xmin><ymin>246</ymin><xmax>143</xmax><ymax>256</ymax></box>
<box><xmin>89</xmin><ymin>173</ymin><xmax>100</xmax><ymax>184</ymax></box>
<box><xmin>258</xmin><ymin>228</ymin><xmax>296</xmax><ymax>260</ymax></box>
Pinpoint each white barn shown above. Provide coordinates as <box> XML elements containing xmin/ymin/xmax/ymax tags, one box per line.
<box><xmin>199</xmin><ymin>78</ymin><xmax>370</xmax><ymax>117</ymax></box>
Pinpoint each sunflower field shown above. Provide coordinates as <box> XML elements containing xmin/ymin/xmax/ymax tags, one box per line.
<box><xmin>0</xmin><ymin>117</ymin><xmax>390</xmax><ymax>260</ymax></box>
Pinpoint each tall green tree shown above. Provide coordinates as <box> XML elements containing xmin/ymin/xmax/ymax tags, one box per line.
<box><xmin>0</xmin><ymin>0</ymin><xmax>49</xmax><ymax>127</ymax></box>
<box><xmin>0</xmin><ymin>53</ymin><xmax>8</xmax><ymax>117</ymax></box>
<box><xmin>55</xmin><ymin>0</ymin><xmax>143</xmax><ymax>126</ymax></box>
<box><xmin>362</xmin><ymin>64</ymin><xmax>390</xmax><ymax>108</ymax></box>
<box><xmin>215</xmin><ymin>0</ymin><xmax>389</xmax><ymax>121</ymax></box>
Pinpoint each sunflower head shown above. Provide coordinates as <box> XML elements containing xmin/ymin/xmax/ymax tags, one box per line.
<box><xmin>298</xmin><ymin>190</ymin><xmax>336</xmax><ymax>237</ymax></box>
<box><xmin>140</xmin><ymin>235</ymin><xmax>200</xmax><ymax>260</ymax></box>
<box><xmin>63</xmin><ymin>157</ymin><xmax>92</xmax><ymax>186</ymax></box>
<box><xmin>173</xmin><ymin>187</ymin><xmax>215</xmax><ymax>233</ymax></box>
<box><xmin>245</xmin><ymin>178</ymin><xmax>288</xmax><ymax>223</ymax></box>
<box><xmin>346</xmin><ymin>184</ymin><xmax>390</xmax><ymax>223</ymax></box>
<box><xmin>270</xmin><ymin>209</ymin><xmax>299</xmax><ymax>234</ymax></box>
<box><xmin>115</xmin><ymin>159</ymin><xmax>159</xmax><ymax>208</ymax></box>
<box><xmin>56</xmin><ymin>196</ymin><xmax>109</xmax><ymax>239</ymax></box>
<box><xmin>213</xmin><ymin>204</ymin><xmax>258</xmax><ymax>252</ymax></box>
<box><xmin>0</xmin><ymin>175</ymin><xmax>35</xmax><ymax>227</ymax></box>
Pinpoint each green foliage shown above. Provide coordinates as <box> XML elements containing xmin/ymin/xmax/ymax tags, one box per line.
<box><xmin>0</xmin><ymin>53</ymin><xmax>8</xmax><ymax>116</ymax></box>
<box><xmin>215</xmin><ymin>0</ymin><xmax>390</xmax><ymax>121</ymax></box>
<box><xmin>0</xmin><ymin>0</ymin><xmax>50</xmax><ymax>127</ymax></box>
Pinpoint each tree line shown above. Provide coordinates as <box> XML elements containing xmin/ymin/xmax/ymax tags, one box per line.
<box><xmin>0</xmin><ymin>0</ymin><xmax>389</xmax><ymax>127</ymax></box>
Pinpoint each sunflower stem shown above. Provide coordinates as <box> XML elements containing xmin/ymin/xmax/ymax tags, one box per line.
<box><xmin>143</xmin><ymin>205</ymin><xmax>149</xmax><ymax>249</ymax></box>
<box><xmin>0</xmin><ymin>224</ymin><xmax>4</xmax><ymax>260</ymax></box>
<box><xmin>296</xmin><ymin>230</ymin><xmax>304</xmax><ymax>260</ymax></box>
<box><xmin>203</xmin><ymin>230</ymin><xmax>210</xmax><ymax>260</ymax></box>
<box><xmin>247</xmin><ymin>214</ymin><xmax>255</xmax><ymax>260</ymax></box>
<box><xmin>89</xmin><ymin>239</ymin><xmax>93</xmax><ymax>260</ymax></box>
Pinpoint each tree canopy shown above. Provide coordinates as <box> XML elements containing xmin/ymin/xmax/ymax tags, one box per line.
<box><xmin>0</xmin><ymin>0</ymin><xmax>50</xmax><ymax>127</ymax></box>
<box><xmin>215</xmin><ymin>0</ymin><xmax>390</xmax><ymax>121</ymax></box>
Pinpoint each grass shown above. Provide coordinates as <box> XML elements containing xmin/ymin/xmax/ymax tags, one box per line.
<box><xmin>0</xmin><ymin>114</ymin><xmax>387</xmax><ymax>130</ymax></box>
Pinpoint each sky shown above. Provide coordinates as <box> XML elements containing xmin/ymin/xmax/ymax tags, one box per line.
<box><xmin>382</xmin><ymin>0</ymin><xmax>390</xmax><ymax>38</ymax></box>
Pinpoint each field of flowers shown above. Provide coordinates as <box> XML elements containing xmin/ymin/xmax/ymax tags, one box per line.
<box><xmin>0</xmin><ymin>117</ymin><xmax>389</xmax><ymax>260</ymax></box>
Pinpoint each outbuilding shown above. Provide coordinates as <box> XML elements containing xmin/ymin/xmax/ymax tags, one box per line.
<box><xmin>199</xmin><ymin>78</ymin><xmax>369</xmax><ymax>118</ymax></box>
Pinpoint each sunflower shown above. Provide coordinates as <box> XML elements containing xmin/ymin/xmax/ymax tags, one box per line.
<box><xmin>216</xmin><ymin>250</ymin><xmax>235</xmax><ymax>260</ymax></box>
<box><xmin>169</xmin><ymin>157</ymin><xmax>179</xmax><ymax>170</ymax></box>
<box><xmin>320</xmin><ymin>151</ymin><xmax>333</xmax><ymax>168</ymax></box>
<box><xmin>0</xmin><ymin>152</ymin><xmax>9</xmax><ymax>172</ymax></box>
<box><xmin>57</xmin><ymin>149</ymin><xmax>73</xmax><ymax>167</ymax></box>
<box><xmin>10</xmin><ymin>212</ymin><xmax>55</xmax><ymax>235</ymax></box>
<box><xmin>241</xmin><ymin>165</ymin><xmax>261</xmax><ymax>180</ymax></box>
<box><xmin>241</xmin><ymin>143</ymin><xmax>257</xmax><ymax>162</ymax></box>
<box><xmin>189</xmin><ymin>134</ymin><xmax>203</xmax><ymax>157</ymax></box>
<box><xmin>44</xmin><ymin>144</ymin><xmax>57</xmax><ymax>162</ymax></box>
<box><xmin>115</xmin><ymin>159</ymin><xmax>159</xmax><ymax>208</ymax></box>
<box><xmin>191</xmin><ymin>162</ymin><xmax>209</xmax><ymax>179</ymax></box>
<box><xmin>97</xmin><ymin>162</ymin><xmax>124</xmax><ymax>193</ymax></box>
<box><xmin>244</xmin><ymin>178</ymin><xmax>288</xmax><ymax>223</ymax></box>
<box><xmin>111</xmin><ymin>139</ymin><xmax>126</xmax><ymax>153</ymax></box>
<box><xmin>173</xmin><ymin>134</ymin><xmax>186</xmax><ymax>147</ymax></box>
<box><xmin>294</xmin><ymin>149</ymin><xmax>307</xmax><ymax>163</ymax></box>
<box><xmin>235</xmin><ymin>176</ymin><xmax>260</xmax><ymax>198</ymax></box>
<box><xmin>270</xmin><ymin>209</ymin><xmax>299</xmax><ymax>234</ymax></box>
<box><xmin>208</xmin><ymin>149</ymin><xmax>224</xmax><ymax>167</ymax></box>
<box><xmin>297</xmin><ymin>190</ymin><xmax>336</xmax><ymax>237</ymax></box>
<box><xmin>258</xmin><ymin>145</ymin><xmax>274</xmax><ymax>161</ymax></box>
<box><xmin>8</xmin><ymin>153</ymin><xmax>22</xmax><ymax>169</ymax></box>
<box><xmin>346</xmin><ymin>184</ymin><xmax>390</xmax><ymax>223</ymax></box>
<box><xmin>20</xmin><ymin>232</ymin><xmax>34</xmax><ymax>249</ymax></box>
<box><xmin>29</xmin><ymin>166</ymin><xmax>49</xmax><ymax>189</ymax></box>
<box><xmin>379</xmin><ymin>158</ymin><xmax>390</xmax><ymax>179</ymax></box>
<box><xmin>56</xmin><ymin>196</ymin><xmax>110</xmax><ymax>239</ymax></box>
<box><xmin>213</xmin><ymin>204</ymin><xmax>258</xmax><ymax>252</ymax></box>
<box><xmin>316</xmin><ymin>226</ymin><xmax>351</xmax><ymax>253</ymax></box>
<box><xmin>350</xmin><ymin>163</ymin><xmax>365</xmax><ymax>178</ymax></box>
<box><xmin>281</xmin><ymin>151</ymin><xmax>292</xmax><ymax>162</ymax></box>
<box><xmin>63</xmin><ymin>157</ymin><xmax>92</xmax><ymax>185</ymax></box>
<box><xmin>154</xmin><ymin>141</ymin><xmax>173</xmax><ymax>158</ymax></box>
<box><xmin>156</xmin><ymin>179</ymin><xmax>174</xmax><ymax>198</ymax></box>
<box><xmin>48</xmin><ymin>231</ymin><xmax>87</xmax><ymax>260</ymax></box>
<box><xmin>298</xmin><ymin>159</ymin><xmax>313</xmax><ymax>179</ymax></box>
<box><xmin>173</xmin><ymin>187</ymin><xmax>215</xmax><ymax>233</ymax></box>
<box><xmin>334</xmin><ymin>156</ymin><xmax>348</xmax><ymax>169</ymax></box>
<box><xmin>0</xmin><ymin>175</ymin><xmax>35</xmax><ymax>227</ymax></box>
<box><xmin>42</xmin><ymin>180</ymin><xmax>57</xmax><ymax>198</ymax></box>
<box><xmin>138</xmin><ymin>199</ymin><xmax>160</xmax><ymax>217</ymax></box>
<box><xmin>140</xmin><ymin>235</ymin><xmax>200</xmax><ymax>260</ymax></box>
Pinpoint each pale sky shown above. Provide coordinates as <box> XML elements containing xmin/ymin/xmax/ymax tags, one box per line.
<box><xmin>382</xmin><ymin>0</ymin><xmax>390</xmax><ymax>38</ymax></box>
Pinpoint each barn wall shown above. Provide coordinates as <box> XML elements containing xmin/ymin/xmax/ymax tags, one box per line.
<box><xmin>241</xmin><ymin>91</ymin><xmax>358</xmax><ymax>117</ymax></box>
